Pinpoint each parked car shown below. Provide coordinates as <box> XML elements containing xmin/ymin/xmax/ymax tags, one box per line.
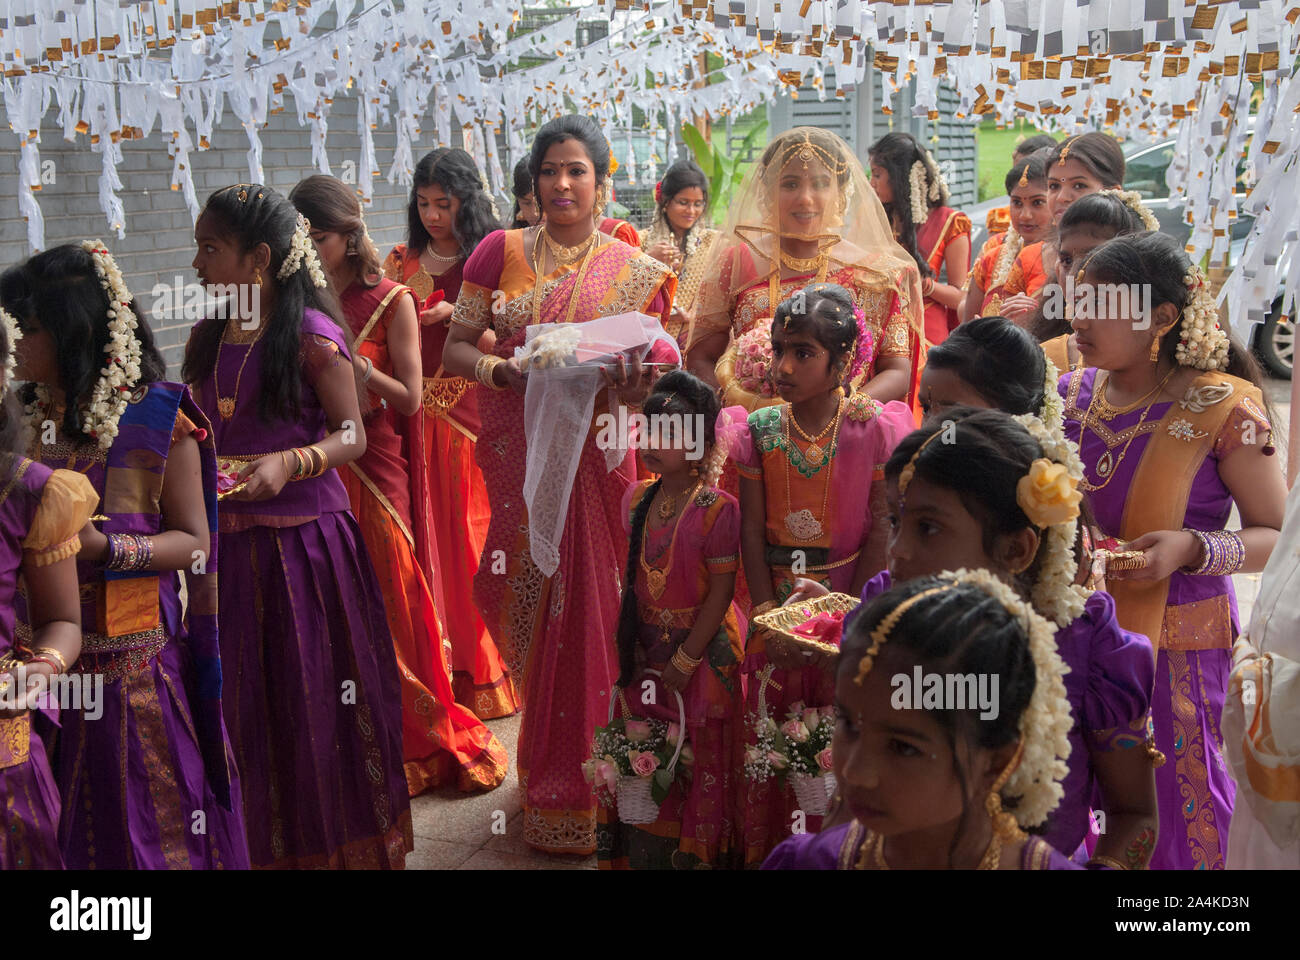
<box><xmin>967</xmin><ymin>130</ymin><xmax>1292</xmax><ymax>378</ymax></box>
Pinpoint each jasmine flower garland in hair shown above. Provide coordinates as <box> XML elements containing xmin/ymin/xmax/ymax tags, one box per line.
<box><xmin>1175</xmin><ymin>265</ymin><xmax>1231</xmax><ymax>371</ymax></box>
<box><xmin>990</xmin><ymin>227</ymin><xmax>1024</xmax><ymax>289</ymax></box>
<box><xmin>26</xmin><ymin>241</ymin><xmax>144</xmax><ymax>451</ymax></box>
<box><xmin>278</xmin><ymin>214</ymin><xmax>329</xmax><ymax>288</ymax></box>
<box><xmin>0</xmin><ymin>306</ymin><xmax>20</xmax><ymax>392</ymax></box>
<box><xmin>1094</xmin><ymin>188</ymin><xmax>1162</xmax><ymax>232</ymax></box>
<box><xmin>908</xmin><ymin>161</ymin><xmax>929</xmax><ymax>224</ymax></box>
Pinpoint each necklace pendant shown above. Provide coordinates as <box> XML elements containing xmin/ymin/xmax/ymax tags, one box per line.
<box><xmin>217</xmin><ymin>397</ymin><xmax>236</xmax><ymax>420</ymax></box>
<box><xmin>657</xmin><ymin>495</ymin><xmax>679</xmax><ymax>521</ymax></box>
<box><xmin>646</xmin><ymin>568</ymin><xmax>667</xmax><ymax>600</ymax></box>
<box><xmin>1095</xmin><ymin>451</ymin><xmax>1113</xmax><ymax>478</ymax></box>
<box><xmin>803</xmin><ymin>443</ymin><xmax>824</xmax><ymax>466</ymax></box>
<box><xmin>785</xmin><ymin>509</ymin><xmax>824</xmax><ymax>542</ymax></box>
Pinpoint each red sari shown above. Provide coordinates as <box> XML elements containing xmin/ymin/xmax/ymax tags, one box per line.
<box><xmin>338</xmin><ymin>278</ymin><xmax>509</xmax><ymax>795</ymax></box>
<box><xmin>451</xmin><ymin>228</ymin><xmax>676</xmax><ymax>854</ymax></box>
<box><xmin>382</xmin><ymin>245</ymin><xmax>520</xmax><ymax>719</ymax></box>
<box><xmin>915</xmin><ymin>206</ymin><xmax>972</xmax><ymax>346</ymax></box>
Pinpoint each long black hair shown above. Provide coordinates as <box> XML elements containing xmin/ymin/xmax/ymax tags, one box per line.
<box><xmin>1030</xmin><ymin>192</ymin><xmax>1144</xmax><ymax>342</ymax></box>
<box><xmin>181</xmin><ymin>184</ymin><xmax>348</xmax><ymax>425</ymax></box>
<box><xmin>841</xmin><ymin>574</ymin><xmax>1038</xmax><ymax>865</ymax></box>
<box><xmin>772</xmin><ymin>282</ymin><xmax>861</xmax><ymax>386</ymax></box>
<box><xmin>868</xmin><ymin>132</ymin><xmax>942</xmax><ymax>280</ymax></box>
<box><xmin>0</xmin><ymin>244</ymin><xmax>167</xmax><ymax>441</ymax></box>
<box><xmin>509</xmin><ymin>158</ymin><xmax>533</xmax><ymax>229</ymax></box>
<box><xmin>1081</xmin><ymin>231</ymin><xmax>1266</xmax><ymax>391</ymax></box>
<box><xmin>653</xmin><ymin>159</ymin><xmax>710</xmax><ymax>245</ymax></box>
<box><xmin>615</xmin><ymin>370</ymin><xmax>720</xmax><ymax>687</ymax></box>
<box><xmin>925</xmin><ymin>316</ymin><xmax>1046</xmax><ymax>415</ymax></box>
<box><xmin>407</xmin><ymin>148</ymin><xmax>498</xmax><ymax>260</ymax></box>
<box><xmin>529</xmin><ymin>115</ymin><xmax>612</xmax><ymax>191</ymax></box>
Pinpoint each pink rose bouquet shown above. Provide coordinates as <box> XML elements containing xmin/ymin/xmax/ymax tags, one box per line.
<box><xmin>733</xmin><ymin>327</ymin><xmax>776</xmax><ymax>396</ymax></box>
<box><xmin>587</xmin><ymin>713</ymin><xmax>692</xmax><ymax>807</ymax></box>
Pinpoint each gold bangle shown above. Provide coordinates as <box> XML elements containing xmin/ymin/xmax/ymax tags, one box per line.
<box><xmin>475</xmin><ymin>354</ymin><xmax>506</xmax><ymax>391</ymax></box>
<box><xmin>672</xmin><ymin>645</ymin><xmax>703</xmax><ymax>669</ymax></box>
<box><xmin>1088</xmin><ymin>854</ymin><xmax>1129</xmax><ymax>871</ymax></box>
<box><xmin>29</xmin><ymin>646</ymin><xmax>69</xmax><ymax>674</ymax></box>
<box><xmin>307</xmin><ymin>444</ymin><xmax>329</xmax><ymax>478</ymax></box>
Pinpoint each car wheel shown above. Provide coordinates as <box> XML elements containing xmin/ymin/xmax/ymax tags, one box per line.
<box><xmin>1256</xmin><ymin>301</ymin><xmax>1294</xmax><ymax>380</ymax></box>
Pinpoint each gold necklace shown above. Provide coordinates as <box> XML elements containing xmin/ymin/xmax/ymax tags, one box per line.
<box><xmin>657</xmin><ymin>485</ymin><xmax>684</xmax><ymax>521</ymax></box>
<box><xmin>788</xmin><ymin>399</ymin><xmax>841</xmax><ymax>467</ymax></box>
<box><xmin>542</xmin><ymin>228</ymin><xmax>599</xmax><ymax>265</ymax></box>
<box><xmin>1093</xmin><ymin>369</ymin><xmax>1172</xmax><ymax>420</ymax></box>
<box><xmin>640</xmin><ymin>482</ymin><xmax>700</xmax><ymax>600</ymax></box>
<box><xmin>862</xmin><ymin>829</ymin><xmax>1006</xmax><ymax>870</ymax></box>
<box><xmin>423</xmin><ymin>246</ymin><xmax>460</xmax><ymax>265</ymax></box>
<box><xmin>1079</xmin><ymin>367</ymin><xmax>1176</xmax><ymax>492</ymax></box>
<box><xmin>782</xmin><ymin>400</ymin><xmax>843</xmax><ymax>542</ymax></box>
<box><xmin>214</xmin><ymin>322</ymin><xmax>268</xmax><ymax>420</ymax></box>
<box><xmin>779</xmin><ymin>248</ymin><xmax>829</xmax><ymax>273</ymax></box>
<box><xmin>768</xmin><ymin>240</ymin><xmax>831</xmax><ymax>322</ymax></box>
<box><xmin>530</xmin><ymin>227</ymin><xmax>601</xmax><ymax>327</ymax></box>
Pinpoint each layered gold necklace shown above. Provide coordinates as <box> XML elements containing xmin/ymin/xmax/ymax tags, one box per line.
<box><xmin>1078</xmin><ymin>368</ymin><xmax>1176</xmax><ymax>492</ymax></box>
<box><xmin>530</xmin><ymin>226</ymin><xmax>601</xmax><ymax>326</ymax></box>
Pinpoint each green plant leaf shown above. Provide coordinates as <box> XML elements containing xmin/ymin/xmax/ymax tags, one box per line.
<box><xmin>651</xmin><ymin>767</ymin><xmax>673</xmax><ymax>805</ymax></box>
<box><xmin>681</xmin><ymin>123</ymin><xmax>713</xmax><ymax>168</ymax></box>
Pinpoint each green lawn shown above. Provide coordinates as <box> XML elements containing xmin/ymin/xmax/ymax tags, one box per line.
<box><xmin>976</xmin><ymin>118</ymin><xmax>1059</xmax><ymax>201</ymax></box>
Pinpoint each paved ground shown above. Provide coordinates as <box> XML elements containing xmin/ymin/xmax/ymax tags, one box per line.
<box><xmin>405</xmin><ymin>377</ymin><xmax>1293</xmax><ymax>870</ymax></box>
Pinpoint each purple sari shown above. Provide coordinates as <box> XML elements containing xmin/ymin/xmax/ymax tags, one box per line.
<box><xmin>191</xmin><ymin>309</ymin><xmax>412</xmax><ymax>868</ymax></box>
<box><xmin>0</xmin><ymin>458</ymin><xmax>64</xmax><ymax>868</ymax></box>
<box><xmin>763</xmin><ymin>820</ymin><xmax>1082</xmax><ymax>869</ymax></box>
<box><xmin>1062</xmin><ymin>367</ymin><xmax>1271</xmax><ymax>869</ymax></box>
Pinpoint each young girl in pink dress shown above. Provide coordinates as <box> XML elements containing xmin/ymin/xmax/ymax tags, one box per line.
<box><xmin>596</xmin><ymin>371</ymin><xmax>744</xmax><ymax>869</ymax></box>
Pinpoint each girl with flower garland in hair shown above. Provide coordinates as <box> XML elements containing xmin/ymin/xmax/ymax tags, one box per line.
<box><xmin>0</xmin><ymin>307</ymin><xmax>94</xmax><ymax>869</ymax></box>
<box><xmin>797</xmin><ymin>402</ymin><xmax>1159</xmax><ymax>865</ymax></box>
<box><xmin>3</xmin><ymin>243</ymin><xmax>249</xmax><ymax>869</ymax></box>
<box><xmin>642</xmin><ymin>160</ymin><xmax>720</xmax><ymax>348</ymax></box>
<box><xmin>184</xmin><ymin>184</ymin><xmax>412</xmax><ymax>868</ymax></box>
<box><xmin>1062</xmin><ymin>230</ymin><xmax>1286</xmax><ymax>869</ymax></box>
<box><xmin>442</xmin><ymin>114</ymin><xmax>676</xmax><ymax>855</ymax></box>
<box><xmin>868</xmin><ymin>132</ymin><xmax>971</xmax><ymax>347</ymax></box>
<box><xmin>382</xmin><ymin>149</ymin><xmax>519</xmax><ymax>719</ymax></box>
<box><xmin>291</xmin><ymin>175</ymin><xmax>508</xmax><ymax>796</ymax></box>
<box><xmin>959</xmin><ymin>151</ymin><xmax>1053</xmax><ymax>325</ymax></box>
<box><xmin>735</xmin><ymin>283</ymin><xmax>914</xmax><ymax>865</ymax></box>
<box><xmin>765</xmin><ymin>571</ymin><xmax>1079</xmax><ymax>869</ymax></box>
<box><xmin>594</xmin><ymin>371</ymin><xmax>744</xmax><ymax>869</ymax></box>
<box><xmin>998</xmin><ymin>133</ymin><xmax>1126</xmax><ymax>324</ymax></box>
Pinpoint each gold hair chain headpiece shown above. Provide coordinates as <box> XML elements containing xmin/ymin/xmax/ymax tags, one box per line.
<box><xmin>853</xmin><ymin>586</ymin><xmax>953</xmax><ymax>685</ymax></box>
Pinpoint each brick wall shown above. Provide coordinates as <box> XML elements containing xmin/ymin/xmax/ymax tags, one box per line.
<box><xmin>0</xmin><ymin>95</ymin><xmax>424</xmax><ymax>377</ymax></box>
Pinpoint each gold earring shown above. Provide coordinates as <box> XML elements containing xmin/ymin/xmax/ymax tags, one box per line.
<box><xmin>1149</xmin><ymin>334</ymin><xmax>1162</xmax><ymax>363</ymax></box>
<box><xmin>254</xmin><ymin>268</ymin><xmax>263</xmax><ymax>288</ymax></box>
<box><xmin>985</xmin><ymin>740</ymin><xmax>1025</xmax><ymax>841</ymax></box>
<box><xmin>593</xmin><ymin>183</ymin><xmax>609</xmax><ymax>220</ymax></box>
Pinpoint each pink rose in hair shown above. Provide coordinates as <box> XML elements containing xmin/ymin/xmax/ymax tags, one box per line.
<box><xmin>624</xmin><ymin>720</ymin><xmax>653</xmax><ymax>743</ymax></box>
<box><xmin>630</xmin><ymin>751</ymin><xmax>660</xmax><ymax>777</ymax></box>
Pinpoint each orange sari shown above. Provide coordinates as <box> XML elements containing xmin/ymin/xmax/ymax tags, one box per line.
<box><xmin>915</xmin><ymin>206</ymin><xmax>971</xmax><ymax>346</ymax></box>
<box><xmin>382</xmin><ymin>245</ymin><xmax>520</xmax><ymax>719</ymax></box>
<box><xmin>1002</xmin><ymin>241</ymin><xmax>1049</xmax><ymax>299</ymax></box>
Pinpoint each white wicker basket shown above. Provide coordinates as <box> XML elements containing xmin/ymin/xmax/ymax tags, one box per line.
<box><xmin>791</xmin><ymin>771</ymin><xmax>836</xmax><ymax>817</ymax></box>
<box><xmin>608</xmin><ymin>669</ymin><xmax>686</xmax><ymax>826</ymax></box>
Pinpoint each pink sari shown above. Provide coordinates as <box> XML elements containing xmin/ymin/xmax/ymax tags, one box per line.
<box><xmin>452</xmin><ymin>228</ymin><xmax>676</xmax><ymax>854</ymax></box>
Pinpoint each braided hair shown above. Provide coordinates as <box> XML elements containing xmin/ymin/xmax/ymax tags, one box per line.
<box><xmin>842</xmin><ymin>574</ymin><xmax>1039</xmax><ymax>865</ymax></box>
<box><xmin>181</xmin><ymin>184</ymin><xmax>349</xmax><ymax>425</ymax></box>
<box><xmin>615</xmin><ymin>370</ymin><xmax>720</xmax><ymax>687</ymax></box>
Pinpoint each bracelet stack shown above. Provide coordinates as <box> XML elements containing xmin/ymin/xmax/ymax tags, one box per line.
<box><xmin>670</xmin><ymin>645</ymin><xmax>703</xmax><ymax>677</ymax></box>
<box><xmin>282</xmin><ymin>445</ymin><xmax>330</xmax><ymax>482</ymax></box>
<box><xmin>1087</xmin><ymin>854</ymin><xmax>1129</xmax><ymax>871</ymax></box>
<box><xmin>106</xmin><ymin>532</ymin><xmax>154</xmax><ymax>572</ymax></box>
<box><xmin>475</xmin><ymin>354</ymin><xmax>506</xmax><ymax>390</ymax></box>
<box><xmin>27</xmin><ymin>645</ymin><xmax>69</xmax><ymax>675</ymax></box>
<box><xmin>1182</xmin><ymin>528</ymin><xmax>1246</xmax><ymax>576</ymax></box>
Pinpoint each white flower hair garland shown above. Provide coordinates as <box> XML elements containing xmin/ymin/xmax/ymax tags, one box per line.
<box><xmin>0</xmin><ymin>306</ymin><xmax>20</xmax><ymax>392</ymax></box>
<box><xmin>1012</xmin><ymin>356</ymin><xmax>1091</xmax><ymax>627</ymax></box>
<box><xmin>923</xmin><ymin>150</ymin><xmax>951</xmax><ymax>207</ymax></box>
<box><xmin>25</xmin><ymin>240</ymin><xmax>144</xmax><ymax>451</ymax></box>
<box><xmin>908</xmin><ymin>160</ymin><xmax>929</xmax><ymax>224</ymax></box>
<box><xmin>940</xmin><ymin>568</ymin><xmax>1073</xmax><ymax>828</ymax></box>
<box><xmin>278</xmin><ymin>214</ymin><xmax>329</xmax><ymax>288</ymax></box>
<box><xmin>1095</xmin><ymin>188</ymin><xmax>1162</xmax><ymax>232</ymax></box>
<box><xmin>1176</xmin><ymin>265</ymin><xmax>1231</xmax><ymax>371</ymax></box>
<box><xmin>991</xmin><ymin>227</ymin><xmax>1025</xmax><ymax>290</ymax></box>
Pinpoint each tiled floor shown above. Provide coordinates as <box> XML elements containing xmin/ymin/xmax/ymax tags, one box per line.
<box><xmin>406</xmin><ymin>377</ymin><xmax>1292</xmax><ymax>869</ymax></box>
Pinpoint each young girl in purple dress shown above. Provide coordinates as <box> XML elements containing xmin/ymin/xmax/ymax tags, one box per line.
<box><xmin>0</xmin><ymin>307</ymin><xmax>91</xmax><ymax>869</ymax></box>
<box><xmin>765</xmin><ymin>571</ymin><xmax>1078</xmax><ymax>870</ymax></box>
<box><xmin>184</xmin><ymin>184</ymin><xmax>412</xmax><ymax>868</ymax></box>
